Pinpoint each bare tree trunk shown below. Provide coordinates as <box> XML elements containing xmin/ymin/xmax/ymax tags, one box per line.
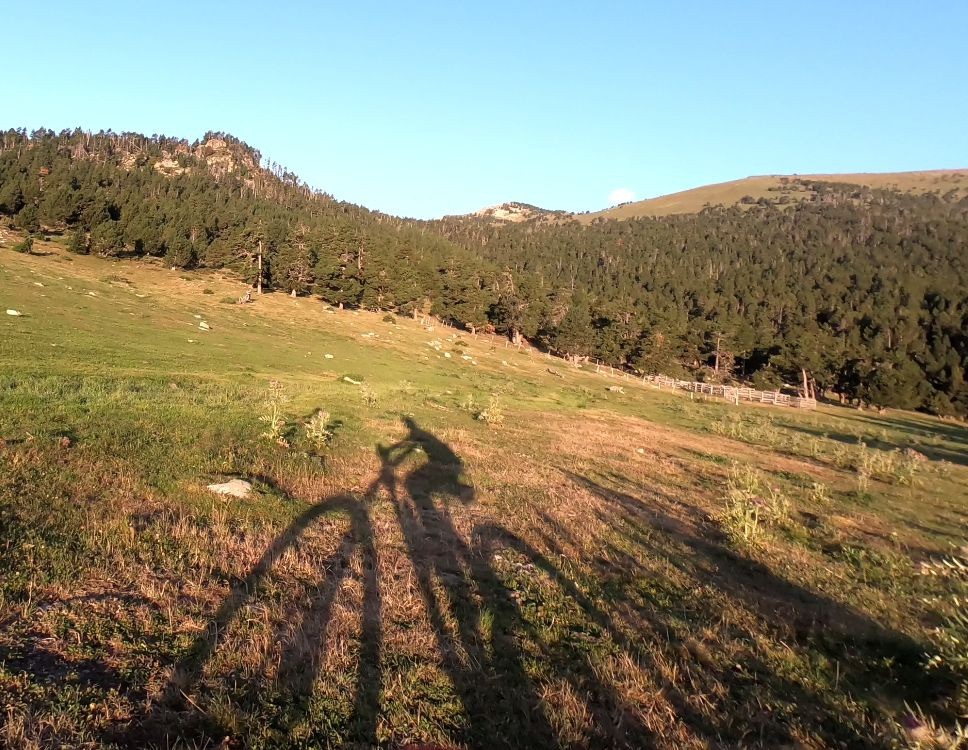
<box><xmin>257</xmin><ymin>240</ymin><xmax>263</xmax><ymax>295</ymax></box>
<box><xmin>801</xmin><ymin>368</ymin><xmax>809</xmax><ymax>399</ymax></box>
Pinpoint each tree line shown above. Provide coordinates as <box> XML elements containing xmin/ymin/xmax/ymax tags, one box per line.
<box><xmin>420</xmin><ymin>180</ymin><xmax>968</xmax><ymax>416</ymax></box>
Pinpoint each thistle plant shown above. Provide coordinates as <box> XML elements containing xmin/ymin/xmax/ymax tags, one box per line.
<box><xmin>260</xmin><ymin>379</ymin><xmax>289</xmax><ymax>446</ymax></box>
<box><xmin>304</xmin><ymin>409</ymin><xmax>333</xmax><ymax>451</ymax></box>
<box><xmin>476</xmin><ymin>395</ymin><xmax>505</xmax><ymax>426</ymax></box>
<box><xmin>360</xmin><ymin>384</ymin><xmax>378</xmax><ymax>407</ymax></box>
<box><xmin>720</xmin><ymin>463</ymin><xmax>789</xmax><ymax>547</ymax></box>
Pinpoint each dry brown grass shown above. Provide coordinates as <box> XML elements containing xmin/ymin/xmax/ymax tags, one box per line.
<box><xmin>579</xmin><ymin>169</ymin><xmax>968</xmax><ymax>221</ymax></box>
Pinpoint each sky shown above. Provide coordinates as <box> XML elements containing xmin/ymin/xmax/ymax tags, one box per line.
<box><xmin>4</xmin><ymin>2</ymin><xmax>968</xmax><ymax>219</ymax></box>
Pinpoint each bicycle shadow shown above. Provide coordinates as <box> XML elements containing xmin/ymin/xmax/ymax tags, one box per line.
<box><xmin>118</xmin><ymin>419</ymin><xmax>569</xmax><ymax>748</ymax></box>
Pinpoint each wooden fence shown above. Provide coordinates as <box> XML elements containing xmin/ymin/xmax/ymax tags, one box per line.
<box><xmin>643</xmin><ymin>375</ymin><xmax>817</xmax><ymax>410</ymax></box>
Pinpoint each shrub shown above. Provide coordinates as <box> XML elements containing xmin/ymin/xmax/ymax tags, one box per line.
<box><xmin>203</xmin><ymin>288</ymin><xmax>215</xmax><ymax>295</ymax></box>
<box><xmin>895</xmin><ymin>448</ymin><xmax>925</xmax><ymax>486</ymax></box>
<box><xmin>382</xmin><ymin>313</ymin><xmax>396</xmax><ymax>324</ymax></box>
<box><xmin>67</xmin><ymin>228</ymin><xmax>89</xmax><ymax>255</ymax></box>
<box><xmin>846</xmin><ymin>442</ymin><xmax>923</xmax><ymax>487</ymax></box>
<box><xmin>12</xmin><ymin>235</ymin><xmax>33</xmax><ymax>254</ymax></box>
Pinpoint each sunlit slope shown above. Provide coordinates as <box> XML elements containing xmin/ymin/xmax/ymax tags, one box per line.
<box><xmin>579</xmin><ymin>169</ymin><xmax>968</xmax><ymax>221</ymax></box>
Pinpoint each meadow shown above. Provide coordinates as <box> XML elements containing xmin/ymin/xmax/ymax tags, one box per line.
<box><xmin>1</xmin><ymin>234</ymin><xmax>966</xmax><ymax>748</ymax></box>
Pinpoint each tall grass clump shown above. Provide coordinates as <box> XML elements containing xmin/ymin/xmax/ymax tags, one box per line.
<box><xmin>893</xmin><ymin>549</ymin><xmax>968</xmax><ymax>747</ymax></box>
<box><xmin>921</xmin><ymin>549</ymin><xmax>968</xmax><ymax>716</ymax></box>
<box><xmin>842</xmin><ymin>441</ymin><xmax>925</xmax><ymax>489</ymax></box>
<box><xmin>720</xmin><ymin>463</ymin><xmax>789</xmax><ymax>547</ymax></box>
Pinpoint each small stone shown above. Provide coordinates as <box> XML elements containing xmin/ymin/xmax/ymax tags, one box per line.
<box><xmin>324</xmin><ymin>354</ymin><xmax>334</xmax><ymax>359</ymax></box>
<box><xmin>198</xmin><ymin>321</ymin><xmax>210</xmax><ymax>331</ymax></box>
<box><xmin>207</xmin><ymin>479</ymin><xmax>252</xmax><ymax>499</ymax></box>
<box><xmin>6</xmin><ymin>309</ymin><xmax>23</xmax><ymax>316</ymax></box>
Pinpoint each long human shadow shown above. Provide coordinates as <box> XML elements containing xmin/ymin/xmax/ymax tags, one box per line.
<box><xmin>119</xmin><ymin>419</ymin><xmax>566</xmax><ymax>749</ymax></box>
<box><xmin>386</xmin><ymin>417</ymin><xmax>561</xmax><ymax>749</ymax></box>
<box><xmin>561</xmin><ymin>468</ymin><xmax>953</xmax><ymax>747</ymax></box>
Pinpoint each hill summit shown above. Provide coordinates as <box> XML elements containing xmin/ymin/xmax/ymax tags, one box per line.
<box><xmin>463</xmin><ymin>201</ymin><xmax>561</xmax><ymax>223</ymax></box>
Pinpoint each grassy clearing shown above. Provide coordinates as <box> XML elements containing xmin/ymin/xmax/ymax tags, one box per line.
<box><xmin>1</xmin><ymin>237</ymin><xmax>967</xmax><ymax>748</ymax></box>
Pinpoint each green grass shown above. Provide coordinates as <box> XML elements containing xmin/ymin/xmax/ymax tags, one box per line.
<box><xmin>1</xmin><ymin>236</ymin><xmax>967</xmax><ymax>748</ymax></box>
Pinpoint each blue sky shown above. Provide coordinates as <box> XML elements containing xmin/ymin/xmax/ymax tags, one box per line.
<box><xmin>4</xmin><ymin>2</ymin><xmax>967</xmax><ymax>218</ymax></box>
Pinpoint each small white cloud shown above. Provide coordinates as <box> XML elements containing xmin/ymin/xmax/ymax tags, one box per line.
<box><xmin>608</xmin><ymin>187</ymin><xmax>636</xmax><ymax>205</ymax></box>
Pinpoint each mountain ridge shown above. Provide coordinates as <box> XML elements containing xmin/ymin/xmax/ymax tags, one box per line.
<box><xmin>442</xmin><ymin>169</ymin><xmax>968</xmax><ymax>224</ymax></box>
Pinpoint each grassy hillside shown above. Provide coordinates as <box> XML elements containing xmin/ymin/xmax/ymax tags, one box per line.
<box><xmin>2</xmin><ymin>235</ymin><xmax>967</xmax><ymax>748</ymax></box>
<box><xmin>579</xmin><ymin>169</ymin><xmax>968</xmax><ymax>221</ymax></box>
